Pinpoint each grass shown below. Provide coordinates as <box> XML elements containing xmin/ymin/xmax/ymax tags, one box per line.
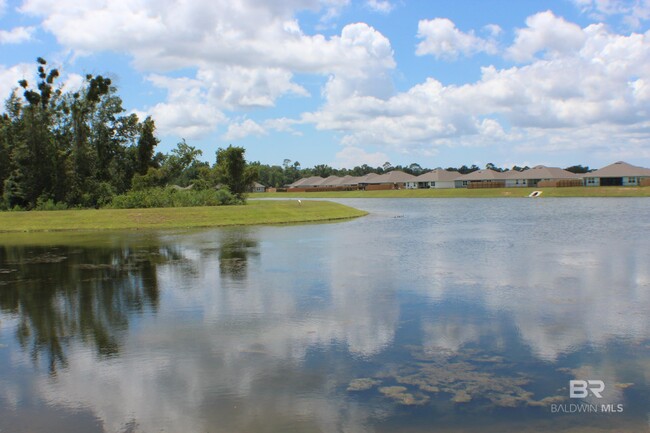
<box><xmin>0</xmin><ymin>200</ymin><xmax>367</xmax><ymax>233</ymax></box>
<box><xmin>250</xmin><ymin>186</ymin><xmax>650</xmax><ymax>199</ymax></box>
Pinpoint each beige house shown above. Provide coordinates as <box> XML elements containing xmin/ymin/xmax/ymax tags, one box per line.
<box><xmin>583</xmin><ymin>161</ymin><xmax>650</xmax><ymax>186</ymax></box>
<box><xmin>415</xmin><ymin>169</ymin><xmax>460</xmax><ymax>189</ymax></box>
<box><xmin>455</xmin><ymin>169</ymin><xmax>508</xmax><ymax>188</ymax></box>
<box><xmin>504</xmin><ymin>165</ymin><xmax>581</xmax><ymax>187</ymax></box>
<box><xmin>365</xmin><ymin>170</ymin><xmax>418</xmax><ymax>189</ymax></box>
<box><xmin>250</xmin><ymin>182</ymin><xmax>266</xmax><ymax>193</ymax></box>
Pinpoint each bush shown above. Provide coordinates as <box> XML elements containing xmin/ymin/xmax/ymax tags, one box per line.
<box><xmin>107</xmin><ymin>186</ymin><xmax>240</xmax><ymax>209</ymax></box>
<box><xmin>34</xmin><ymin>196</ymin><xmax>68</xmax><ymax>211</ymax></box>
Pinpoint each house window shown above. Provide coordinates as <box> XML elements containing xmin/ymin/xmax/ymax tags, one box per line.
<box><xmin>462</xmin><ymin>181</ymin><xmax>468</xmax><ymax>186</ymax></box>
<box><xmin>628</xmin><ymin>177</ymin><xmax>636</xmax><ymax>183</ymax></box>
<box><xmin>431</xmin><ymin>182</ymin><xmax>436</xmax><ymax>187</ymax></box>
<box><xmin>587</xmin><ymin>178</ymin><xmax>596</xmax><ymax>184</ymax></box>
<box><xmin>515</xmin><ymin>180</ymin><xmax>519</xmax><ymax>185</ymax></box>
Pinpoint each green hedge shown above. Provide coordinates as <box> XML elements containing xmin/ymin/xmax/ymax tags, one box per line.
<box><xmin>108</xmin><ymin>187</ymin><xmax>240</xmax><ymax>209</ymax></box>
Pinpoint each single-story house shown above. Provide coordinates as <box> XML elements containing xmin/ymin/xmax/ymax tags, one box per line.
<box><xmin>250</xmin><ymin>182</ymin><xmax>266</xmax><ymax>193</ymax></box>
<box><xmin>366</xmin><ymin>170</ymin><xmax>418</xmax><ymax>190</ymax></box>
<box><xmin>504</xmin><ymin>165</ymin><xmax>581</xmax><ymax>187</ymax></box>
<box><xmin>582</xmin><ymin>161</ymin><xmax>650</xmax><ymax>186</ymax></box>
<box><xmin>455</xmin><ymin>169</ymin><xmax>508</xmax><ymax>188</ymax></box>
<box><xmin>415</xmin><ymin>169</ymin><xmax>460</xmax><ymax>189</ymax></box>
<box><xmin>288</xmin><ymin>176</ymin><xmax>325</xmax><ymax>189</ymax></box>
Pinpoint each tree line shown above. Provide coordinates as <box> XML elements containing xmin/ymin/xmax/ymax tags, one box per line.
<box><xmin>0</xmin><ymin>58</ymin><xmax>256</xmax><ymax>210</ymax></box>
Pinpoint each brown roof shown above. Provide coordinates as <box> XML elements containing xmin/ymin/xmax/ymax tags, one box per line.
<box><xmin>585</xmin><ymin>161</ymin><xmax>650</xmax><ymax>178</ymax></box>
<box><xmin>416</xmin><ymin>169</ymin><xmax>461</xmax><ymax>182</ymax></box>
<box><xmin>320</xmin><ymin>175</ymin><xmax>343</xmax><ymax>186</ymax></box>
<box><xmin>357</xmin><ymin>173</ymin><xmax>380</xmax><ymax>183</ymax></box>
<box><xmin>505</xmin><ymin>165</ymin><xmax>579</xmax><ymax>180</ymax></box>
<box><xmin>289</xmin><ymin>176</ymin><xmax>325</xmax><ymax>187</ymax></box>
<box><xmin>367</xmin><ymin>170</ymin><xmax>417</xmax><ymax>184</ymax></box>
<box><xmin>458</xmin><ymin>169</ymin><xmax>508</xmax><ymax>181</ymax></box>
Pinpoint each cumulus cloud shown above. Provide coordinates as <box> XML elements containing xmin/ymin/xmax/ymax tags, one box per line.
<box><xmin>506</xmin><ymin>11</ymin><xmax>586</xmax><ymax>62</ymax></box>
<box><xmin>366</xmin><ymin>0</ymin><xmax>394</xmax><ymax>13</ymax></box>
<box><xmin>302</xmin><ymin>13</ymin><xmax>650</xmax><ymax>161</ymax></box>
<box><xmin>572</xmin><ymin>0</ymin><xmax>650</xmax><ymax>28</ymax></box>
<box><xmin>0</xmin><ymin>26</ymin><xmax>35</xmax><ymax>44</ymax></box>
<box><xmin>222</xmin><ymin>119</ymin><xmax>267</xmax><ymax>141</ymax></box>
<box><xmin>333</xmin><ymin>146</ymin><xmax>389</xmax><ymax>168</ymax></box>
<box><xmin>18</xmin><ymin>0</ymin><xmax>396</xmax><ymax>143</ymax></box>
<box><xmin>416</xmin><ymin>18</ymin><xmax>499</xmax><ymax>59</ymax></box>
<box><xmin>0</xmin><ymin>63</ymin><xmax>32</xmax><ymax>103</ymax></box>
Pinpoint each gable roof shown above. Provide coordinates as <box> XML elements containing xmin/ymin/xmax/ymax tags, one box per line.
<box><xmin>320</xmin><ymin>175</ymin><xmax>343</xmax><ymax>186</ymax></box>
<box><xmin>458</xmin><ymin>169</ymin><xmax>508</xmax><ymax>181</ymax></box>
<box><xmin>586</xmin><ymin>161</ymin><xmax>650</xmax><ymax>178</ymax></box>
<box><xmin>367</xmin><ymin>170</ymin><xmax>417</xmax><ymax>184</ymax></box>
<box><xmin>416</xmin><ymin>169</ymin><xmax>461</xmax><ymax>182</ymax></box>
<box><xmin>289</xmin><ymin>176</ymin><xmax>325</xmax><ymax>187</ymax></box>
<box><xmin>505</xmin><ymin>165</ymin><xmax>579</xmax><ymax>180</ymax></box>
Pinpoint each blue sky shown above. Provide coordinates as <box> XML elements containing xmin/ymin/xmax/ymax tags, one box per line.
<box><xmin>2</xmin><ymin>0</ymin><xmax>650</xmax><ymax>170</ymax></box>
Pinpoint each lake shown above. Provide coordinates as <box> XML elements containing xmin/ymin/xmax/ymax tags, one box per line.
<box><xmin>1</xmin><ymin>198</ymin><xmax>649</xmax><ymax>432</ymax></box>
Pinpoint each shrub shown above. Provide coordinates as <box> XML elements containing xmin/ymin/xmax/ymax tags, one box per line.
<box><xmin>107</xmin><ymin>186</ymin><xmax>240</xmax><ymax>209</ymax></box>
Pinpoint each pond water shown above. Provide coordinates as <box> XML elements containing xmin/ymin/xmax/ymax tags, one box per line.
<box><xmin>1</xmin><ymin>198</ymin><xmax>650</xmax><ymax>432</ymax></box>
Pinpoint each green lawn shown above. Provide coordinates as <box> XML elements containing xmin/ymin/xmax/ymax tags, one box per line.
<box><xmin>0</xmin><ymin>200</ymin><xmax>367</xmax><ymax>233</ymax></box>
<box><xmin>251</xmin><ymin>186</ymin><xmax>650</xmax><ymax>199</ymax></box>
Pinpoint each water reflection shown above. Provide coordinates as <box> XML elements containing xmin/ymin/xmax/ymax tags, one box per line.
<box><xmin>0</xmin><ymin>198</ymin><xmax>649</xmax><ymax>432</ymax></box>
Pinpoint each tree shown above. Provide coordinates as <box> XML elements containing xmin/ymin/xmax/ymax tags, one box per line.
<box><xmin>215</xmin><ymin>145</ymin><xmax>257</xmax><ymax>200</ymax></box>
<box><xmin>565</xmin><ymin>164</ymin><xmax>591</xmax><ymax>174</ymax></box>
<box><xmin>136</xmin><ymin>116</ymin><xmax>159</xmax><ymax>175</ymax></box>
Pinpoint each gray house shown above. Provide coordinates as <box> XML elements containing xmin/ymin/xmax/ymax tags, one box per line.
<box><xmin>366</xmin><ymin>170</ymin><xmax>418</xmax><ymax>189</ymax></box>
<box><xmin>504</xmin><ymin>165</ymin><xmax>580</xmax><ymax>187</ymax></box>
<box><xmin>250</xmin><ymin>182</ymin><xmax>266</xmax><ymax>193</ymax></box>
<box><xmin>415</xmin><ymin>169</ymin><xmax>460</xmax><ymax>189</ymax></box>
<box><xmin>455</xmin><ymin>169</ymin><xmax>508</xmax><ymax>188</ymax></box>
<box><xmin>583</xmin><ymin>161</ymin><xmax>650</xmax><ymax>186</ymax></box>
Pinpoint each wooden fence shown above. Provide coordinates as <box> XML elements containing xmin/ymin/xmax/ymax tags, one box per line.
<box><xmin>537</xmin><ymin>179</ymin><xmax>584</xmax><ymax>187</ymax></box>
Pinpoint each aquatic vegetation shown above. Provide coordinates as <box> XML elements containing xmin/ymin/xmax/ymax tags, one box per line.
<box><xmin>378</xmin><ymin>386</ymin><xmax>430</xmax><ymax>406</ymax></box>
<box><xmin>347</xmin><ymin>378</ymin><xmax>381</xmax><ymax>392</ymax></box>
<box><xmin>350</xmin><ymin>347</ymin><xmax>567</xmax><ymax>409</ymax></box>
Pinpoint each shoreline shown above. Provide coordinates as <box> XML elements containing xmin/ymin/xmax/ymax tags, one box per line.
<box><xmin>250</xmin><ymin>186</ymin><xmax>650</xmax><ymax>199</ymax></box>
<box><xmin>0</xmin><ymin>200</ymin><xmax>367</xmax><ymax>233</ymax></box>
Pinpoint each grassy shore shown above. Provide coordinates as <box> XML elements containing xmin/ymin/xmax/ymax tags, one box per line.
<box><xmin>250</xmin><ymin>186</ymin><xmax>650</xmax><ymax>199</ymax></box>
<box><xmin>0</xmin><ymin>200</ymin><xmax>367</xmax><ymax>233</ymax></box>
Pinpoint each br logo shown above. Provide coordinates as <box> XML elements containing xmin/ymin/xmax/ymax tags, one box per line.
<box><xmin>570</xmin><ymin>380</ymin><xmax>605</xmax><ymax>398</ymax></box>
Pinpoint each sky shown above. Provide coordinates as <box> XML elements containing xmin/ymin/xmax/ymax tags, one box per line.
<box><xmin>1</xmin><ymin>0</ymin><xmax>650</xmax><ymax>170</ymax></box>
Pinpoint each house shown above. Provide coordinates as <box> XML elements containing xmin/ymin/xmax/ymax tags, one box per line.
<box><xmin>582</xmin><ymin>161</ymin><xmax>650</xmax><ymax>187</ymax></box>
<box><xmin>455</xmin><ymin>169</ymin><xmax>508</xmax><ymax>188</ymax></box>
<box><xmin>504</xmin><ymin>165</ymin><xmax>581</xmax><ymax>188</ymax></box>
<box><xmin>365</xmin><ymin>170</ymin><xmax>418</xmax><ymax>190</ymax></box>
<box><xmin>250</xmin><ymin>182</ymin><xmax>266</xmax><ymax>193</ymax></box>
<box><xmin>288</xmin><ymin>176</ymin><xmax>325</xmax><ymax>189</ymax></box>
<box><xmin>415</xmin><ymin>169</ymin><xmax>460</xmax><ymax>189</ymax></box>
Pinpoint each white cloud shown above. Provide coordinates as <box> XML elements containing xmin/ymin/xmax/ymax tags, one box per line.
<box><xmin>19</xmin><ymin>0</ymin><xmax>395</xmax><ymax>136</ymax></box>
<box><xmin>0</xmin><ymin>26</ymin><xmax>35</xmax><ymax>44</ymax></box>
<box><xmin>506</xmin><ymin>11</ymin><xmax>586</xmax><ymax>62</ymax></box>
<box><xmin>572</xmin><ymin>0</ymin><xmax>650</xmax><ymax>28</ymax></box>
<box><xmin>222</xmin><ymin>119</ymin><xmax>267</xmax><ymax>141</ymax></box>
<box><xmin>416</xmin><ymin>18</ymin><xmax>498</xmax><ymax>59</ymax></box>
<box><xmin>304</xmin><ymin>15</ymin><xmax>650</xmax><ymax>160</ymax></box>
<box><xmin>366</xmin><ymin>0</ymin><xmax>394</xmax><ymax>13</ymax></box>
<box><xmin>332</xmin><ymin>146</ymin><xmax>389</xmax><ymax>168</ymax></box>
<box><xmin>0</xmin><ymin>63</ymin><xmax>32</xmax><ymax>105</ymax></box>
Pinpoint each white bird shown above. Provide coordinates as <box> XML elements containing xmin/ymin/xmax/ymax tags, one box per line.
<box><xmin>298</xmin><ymin>199</ymin><xmax>302</xmax><ymax>205</ymax></box>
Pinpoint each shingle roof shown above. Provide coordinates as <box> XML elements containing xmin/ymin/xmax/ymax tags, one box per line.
<box><xmin>416</xmin><ymin>169</ymin><xmax>461</xmax><ymax>182</ymax></box>
<box><xmin>320</xmin><ymin>175</ymin><xmax>343</xmax><ymax>186</ymax></box>
<box><xmin>367</xmin><ymin>170</ymin><xmax>417</xmax><ymax>184</ymax></box>
<box><xmin>357</xmin><ymin>173</ymin><xmax>380</xmax><ymax>183</ymax></box>
<box><xmin>289</xmin><ymin>176</ymin><xmax>325</xmax><ymax>187</ymax></box>
<box><xmin>585</xmin><ymin>161</ymin><xmax>650</xmax><ymax>178</ymax></box>
<box><xmin>505</xmin><ymin>165</ymin><xmax>579</xmax><ymax>180</ymax></box>
<box><xmin>458</xmin><ymin>169</ymin><xmax>508</xmax><ymax>181</ymax></box>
